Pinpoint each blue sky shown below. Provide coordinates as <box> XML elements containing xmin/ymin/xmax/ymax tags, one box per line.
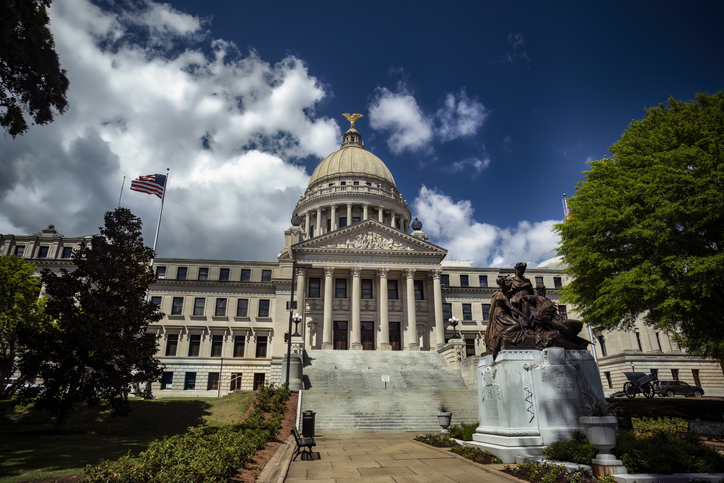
<box><xmin>1</xmin><ymin>0</ymin><xmax>722</xmax><ymax>266</ymax></box>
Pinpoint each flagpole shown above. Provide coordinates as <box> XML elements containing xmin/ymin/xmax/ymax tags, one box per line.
<box><xmin>118</xmin><ymin>176</ymin><xmax>126</xmax><ymax>208</ymax></box>
<box><xmin>150</xmin><ymin>168</ymin><xmax>169</xmax><ymax>268</ymax></box>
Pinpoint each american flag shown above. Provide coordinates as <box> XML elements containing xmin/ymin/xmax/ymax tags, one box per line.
<box><xmin>130</xmin><ymin>174</ymin><xmax>166</xmax><ymax>198</ymax></box>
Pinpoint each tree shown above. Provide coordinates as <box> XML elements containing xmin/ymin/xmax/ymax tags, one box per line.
<box><xmin>18</xmin><ymin>208</ymin><xmax>162</xmax><ymax>429</ymax></box>
<box><xmin>0</xmin><ymin>255</ymin><xmax>45</xmax><ymax>398</ymax></box>
<box><xmin>555</xmin><ymin>92</ymin><xmax>724</xmax><ymax>371</ymax></box>
<box><xmin>0</xmin><ymin>0</ymin><xmax>69</xmax><ymax>137</ymax></box>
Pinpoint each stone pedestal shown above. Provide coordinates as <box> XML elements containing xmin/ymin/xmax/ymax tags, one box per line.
<box><xmin>379</xmin><ymin>342</ymin><xmax>392</xmax><ymax>351</ymax></box>
<box><xmin>351</xmin><ymin>342</ymin><xmax>363</xmax><ymax>350</ymax></box>
<box><xmin>468</xmin><ymin>348</ymin><xmax>606</xmax><ymax>463</ymax></box>
<box><xmin>592</xmin><ymin>454</ymin><xmax>628</xmax><ymax>477</ymax></box>
<box><xmin>437</xmin><ymin>339</ymin><xmax>465</xmax><ymax>370</ymax></box>
<box><xmin>280</xmin><ymin>353</ymin><xmax>304</xmax><ymax>391</ymax></box>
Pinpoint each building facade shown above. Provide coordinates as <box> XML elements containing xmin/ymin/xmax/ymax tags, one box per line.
<box><xmin>3</xmin><ymin>126</ymin><xmax>722</xmax><ymax>397</ymax></box>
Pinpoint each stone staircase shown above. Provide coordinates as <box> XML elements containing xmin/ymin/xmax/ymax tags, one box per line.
<box><xmin>300</xmin><ymin>350</ymin><xmax>479</xmax><ymax>433</ymax></box>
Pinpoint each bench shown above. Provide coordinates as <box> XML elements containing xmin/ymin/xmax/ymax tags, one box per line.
<box><xmin>292</xmin><ymin>426</ymin><xmax>316</xmax><ymax>461</ymax></box>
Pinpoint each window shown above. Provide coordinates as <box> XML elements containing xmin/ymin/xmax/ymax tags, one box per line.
<box><xmin>262</xmin><ymin>270</ymin><xmax>272</xmax><ymax>282</ymax></box>
<box><xmin>651</xmin><ymin>368</ymin><xmax>658</xmax><ymax>378</ymax></box>
<box><xmin>193</xmin><ymin>298</ymin><xmax>205</xmax><ymax>316</ymax></box>
<box><xmin>62</xmin><ymin>247</ymin><xmax>73</xmax><ymax>258</ymax></box>
<box><xmin>207</xmin><ymin>372</ymin><xmax>220</xmax><ymax>390</ymax></box>
<box><xmin>366</xmin><ymin>182</ymin><xmax>371</xmax><ymax>186</ymax></box>
<box><xmin>188</xmin><ymin>334</ymin><xmax>201</xmax><ymax>357</ymax></box>
<box><xmin>353</xmin><ymin>181</ymin><xmax>359</xmax><ymax>186</ymax></box>
<box><xmin>184</xmin><ymin>372</ymin><xmax>196</xmax><ymax>390</ymax></box>
<box><xmin>442</xmin><ymin>303</ymin><xmax>452</xmax><ymax>321</ymax></box>
<box><xmin>171</xmin><ymin>297</ymin><xmax>183</xmax><ymax>315</ymax></box>
<box><xmin>558</xmin><ymin>305</ymin><xmax>568</xmax><ymax>319</ymax></box>
<box><xmin>156</xmin><ymin>266</ymin><xmax>166</xmax><ymax>279</ymax></box>
<box><xmin>210</xmin><ymin>335</ymin><xmax>223</xmax><ymax>357</ymax></box>
<box><xmin>597</xmin><ymin>335</ymin><xmax>607</xmax><ymax>357</ymax></box>
<box><xmin>38</xmin><ymin>246</ymin><xmax>49</xmax><ymax>258</ymax></box>
<box><xmin>237</xmin><ymin>299</ymin><xmax>248</xmax><ymax>317</ymax></box>
<box><xmin>535</xmin><ymin>276</ymin><xmax>544</xmax><ymax>286</ymax></box>
<box><xmin>198</xmin><ymin>268</ymin><xmax>208</xmax><ymax>280</ymax></box>
<box><xmin>340</xmin><ymin>181</ymin><xmax>346</xmax><ymax>186</ymax></box>
<box><xmin>230</xmin><ymin>373</ymin><xmax>243</xmax><ymax>391</ymax></box>
<box><xmin>308</xmin><ymin>278</ymin><xmax>321</xmax><ymax>298</ymax></box>
<box><xmin>553</xmin><ymin>277</ymin><xmax>562</xmax><ymax>289</ymax></box>
<box><xmin>241</xmin><ymin>269</ymin><xmax>251</xmax><ymax>281</ymax></box>
<box><xmin>151</xmin><ymin>296</ymin><xmax>161</xmax><ymax>307</ymax></box>
<box><xmin>177</xmin><ymin>267</ymin><xmax>187</xmax><ymax>279</ymax></box>
<box><xmin>466</xmin><ymin>338</ymin><xmax>476</xmax><ymax>357</ymax></box>
<box><xmin>234</xmin><ymin>336</ymin><xmax>245</xmax><ymax>357</ymax></box>
<box><xmin>414</xmin><ymin>280</ymin><xmax>424</xmax><ymax>300</ymax></box>
<box><xmin>258</xmin><ymin>299</ymin><xmax>270</xmax><ymax>317</ymax></box>
<box><xmin>362</xmin><ymin>279</ymin><xmax>373</xmax><ymax>299</ymax></box>
<box><xmin>460</xmin><ymin>275</ymin><xmax>469</xmax><ymax>287</ymax></box>
<box><xmin>635</xmin><ymin>332</ymin><xmax>643</xmax><ymax>351</ymax></box>
<box><xmin>335</xmin><ymin>278</ymin><xmax>347</xmax><ymax>298</ymax></box>
<box><xmin>462</xmin><ymin>304</ymin><xmax>472</xmax><ymax>320</ymax></box>
<box><xmin>215</xmin><ymin>298</ymin><xmax>227</xmax><ymax>316</ymax></box>
<box><xmin>441</xmin><ymin>274</ymin><xmax>449</xmax><ymax>287</ymax></box>
<box><xmin>219</xmin><ymin>268</ymin><xmax>230</xmax><ymax>281</ymax></box>
<box><xmin>253</xmin><ymin>373</ymin><xmax>266</xmax><ymax>390</ymax></box>
<box><xmin>482</xmin><ymin>304</ymin><xmax>490</xmax><ymax>321</ymax></box>
<box><xmin>671</xmin><ymin>368</ymin><xmax>679</xmax><ymax>381</ymax></box>
<box><xmin>387</xmin><ymin>280</ymin><xmax>398</xmax><ymax>300</ymax></box>
<box><xmin>479</xmin><ymin>275</ymin><xmax>488</xmax><ymax>287</ymax></box>
<box><xmin>352</xmin><ymin>216</ymin><xmax>361</xmax><ymax>223</ymax></box>
<box><xmin>256</xmin><ymin>336</ymin><xmax>268</xmax><ymax>358</ymax></box>
<box><xmin>165</xmin><ymin>334</ymin><xmax>178</xmax><ymax>356</ymax></box>
<box><xmin>14</xmin><ymin>245</ymin><xmax>24</xmax><ymax>257</ymax></box>
<box><xmin>339</xmin><ymin>217</ymin><xmax>347</xmax><ymax>228</ymax></box>
<box><xmin>604</xmin><ymin>372</ymin><xmax>613</xmax><ymax>389</ymax></box>
<box><xmin>161</xmin><ymin>372</ymin><xmax>173</xmax><ymax>389</ymax></box>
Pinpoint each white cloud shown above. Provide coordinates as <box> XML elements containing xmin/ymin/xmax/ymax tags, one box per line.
<box><xmin>435</xmin><ymin>91</ymin><xmax>488</xmax><ymax>142</ymax></box>
<box><xmin>412</xmin><ymin>186</ymin><xmax>559</xmax><ymax>267</ymax></box>
<box><xmin>0</xmin><ymin>0</ymin><xmax>339</xmax><ymax>260</ymax></box>
<box><xmin>449</xmin><ymin>157</ymin><xmax>491</xmax><ymax>176</ymax></box>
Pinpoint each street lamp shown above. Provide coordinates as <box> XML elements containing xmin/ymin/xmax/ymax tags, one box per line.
<box><xmin>292</xmin><ymin>312</ymin><xmax>302</xmax><ymax>336</ymax></box>
<box><xmin>285</xmin><ymin>256</ymin><xmax>313</xmax><ymax>386</ymax></box>
<box><xmin>448</xmin><ymin>316</ymin><xmax>460</xmax><ymax>339</ymax></box>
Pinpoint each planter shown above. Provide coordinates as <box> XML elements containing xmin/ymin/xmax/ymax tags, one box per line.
<box><xmin>437</xmin><ymin>411</ymin><xmax>452</xmax><ymax>435</ymax></box>
<box><xmin>580</xmin><ymin>416</ymin><xmax>618</xmax><ymax>455</ymax></box>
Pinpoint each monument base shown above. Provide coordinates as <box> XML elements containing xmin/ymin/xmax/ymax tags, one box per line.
<box><xmin>592</xmin><ymin>454</ymin><xmax>628</xmax><ymax>477</ymax></box>
<box><xmin>468</xmin><ymin>434</ymin><xmax>545</xmax><ymax>463</ymax></box>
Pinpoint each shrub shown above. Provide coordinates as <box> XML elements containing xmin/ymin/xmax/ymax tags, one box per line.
<box><xmin>631</xmin><ymin>417</ymin><xmax>687</xmax><ymax>435</ymax></box>
<box><xmin>450</xmin><ymin>445</ymin><xmax>502</xmax><ymax>464</ymax></box>
<box><xmin>414</xmin><ymin>433</ymin><xmax>459</xmax><ymax>447</ymax></box>
<box><xmin>544</xmin><ymin>430</ymin><xmax>597</xmax><ymax>464</ymax></box>
<box><xmin>449</xmin><ymin>422</ymin><xmax>478</xmax><ymax>441</ymax></box>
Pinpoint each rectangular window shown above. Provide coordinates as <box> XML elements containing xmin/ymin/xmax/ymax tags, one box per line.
<box><xmin>462</xmin><ymin>304</ymin><xmax>472</xmax><ymax>320</ymax></box>
<box><xmin>466</xmin><ymin>338</ymin><xmax>476</xmax><ymax>357</ymax></box>
<box><xmin>553</xmin><ymin>277</ymin><xmax>562</xmax><ymax>289</ymax></box>
<box><xmin>339</xmin><ymin>217</ymin><xmax>347</xmax><ymax>228</ymax></box>
<box><xmin>230</xmin><ymin>373</ymin><xmax>243</xmax><ymax>391</ymax></box>
<box><xmin>335</xmin><ymin>278</ymin><xmax>347</xmax><ymax>298</ymax></box>
<box><xmin>38</xmin><ymin>246</ymin><xmax>49</xmax><ymax>258</ymax></box>
<box><xmin>388</xmin><ymin>280</ymin><xmax>398</xmax><ymax>300</ymax></box>
<box><xmin>535</xmin><ymin>276</ymin><xmax>544</xmax><ymax>286</ymax></box>
<box><xmin>215</xmin><ymin>298</ymin><xmax>227</xmax><ymax>316</ymax></box>
<box><xmin>605</xmin><ymin>372</ymin><xmax>613</xmax><ymax>389</ymax></box>
<box><xmin>14</xmin><ymin>245</ymin><xmax>25</xmax><ymax>257</ymax></box>
<box><xmin>165</xmin><ymin>334</ymin><xmax>178</xmax><ymax>356</ymax></box>
<box><xmin>219</xmin><ymin>268</ymin><xmax>230</xmax><ymax>281</ymax></box>
<box><xmin>188</xmin><ymin>334</ymin><xmax>201</xmax><ymax>357</ymax></box>
<box><xmin>151</xmin><ymin>296</ymin><xmax>162</xmax><ymax>306</ymax></box>
<box><xmin>193</xmin><ymin>298</ymin><xmax>205</xmax><ymax>316</ymax></box>
<box><xmin>651</xmin><ymin>368</ymin><xmax>658</xmax><ymax>378</ymax></box>
<box><xmin>234</xmin><ymin>336</ymin><xmax>245</xmax><ymax>357</ymax></box>
<box><xmin>340</xmin><ymin>181</ymin><xmax>346</xmax><ymax>186</ymax></box>
<box><xmin>207</xmin><ymin>372</ymin><xmax>220</xmax><ymax>391</ymax></box>
<box><xmin>671</xmin><ymin>368</ymin><xmax>679</xmax><ymax>381</ymax></box>
<box><xmin>442</xmin><ymin>303</ymin><xmax>452</xmax><ymax>321</ymax></box>
<box><xmin>352</xmin><ymin>216</ymin><xmax>361</xmax><ymax>223</ymax></box>
<box><xmin>361</xmin><ymin>279</ymin><xmax>373</xmax><ymax>299</ymax></box>
<box><xmin>210</xmin><ymin>335</ymin><xmax>223</xmax><ymax>357</ymax></box>
<box><xmin>184</xmin><ymin>372</ymin><xmax>196</xmax><ymax>390</ymax></box>
<box><xmin>558</xmin><ymin>305</ymin><xmax>568</xmax><ymax>319</ymax></box>
<box><xmin>155</xmin><ymin>266</ymin><xmax>166</xmax><ymax>279</ymax></box>
<box><xmin>177</xmin><ymin>267</ymin><xmax>188</xmax><ymax>280</ymax></box>
<box><xmin>198</xmin><ymin>268</ymin><xmax>209</xmax><ymax>280</ymax></box>
<box><xmin>308</xmin><ymin>278</ymin><xmax>321</xmax><ymax>298</ymax></box>
<box><xmin>262</xmin><ymin>270</ymin><xmax>272</xmax><ymax>282</ymax></box>
<box><xmin>253</xmin><ymin>373</ymin><xmax>266</xmax><ymax>390</ymax></box>
<box><xmin>258</xmin><ymin>299</ymin><xmax>270</xmax><ymax>317</ymax></box>
<box><xmin>237</xmin><ymin>299</ymin><xmax>248</xmax><ymax>317</ymax></box>
<box><xmin>327</xmin><ymin>219</ymin><xmax>331</xmax><ymax>231</ymax></box>
<box><xmin>598</xmin><ymin>335</ymin><xmax>607</xmax><ymax>357</ymax></box>
<box><xmin>171</xmin><ymin>297</ymin><xmax>183</xmax><ymax>315</ymax></box>
<box><xmin>414</xmin><ymin>280</ymin><xmax>424</xmax><ymax>300</ymax></box>
<box><xmin>241</xmin><ymin>269</ymin><xmax>251</xmax><ymax>281</ymax></box>
<box><xmin>482</xmin><ymin>304</ymin><xmax>490</xmax><ymax>321</ymax></box>
<box><xmin>353</xmin><ymin>181</ymin><xmax>359</xmax><ymax>186</ymax></box>
<box><xmin>62</xmin><ymin>247</ymin><xmax>73</xmax><ymax>258</ymax></box>
<box><xmin>161</xmin><ymin>372</ymin><xmax>173</xmax><ymax>390</ymax></box>
<box><xmin>256</xmin><ymin>336</ymin><xmax>268</xmax><ymax>358</ymax></box>
<box><xmin>460</xmin><ymin>275</ymin><xmax>469</xmax><ymax>287</ymax></box>
<box><xmin>479</xmin><ymin>275</ymin><xmax>488</xmax><ymax>287</ymax></box>
<box><xmin>441</xmin><ymin>274</ymin><xmax>449</xmax><ymax>287</ymax></box>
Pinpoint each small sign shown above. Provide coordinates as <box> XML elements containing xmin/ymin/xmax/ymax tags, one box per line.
<box><xmin>382</xmin><ymin>375</ymin><xmax>390</xmax><ymax>382</ymax></box>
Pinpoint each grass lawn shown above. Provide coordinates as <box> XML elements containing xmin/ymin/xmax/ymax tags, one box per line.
<box><xmin>0</xmin><ymin>392</ymin><xmax>254</xmax><ymax>482</ymax></box>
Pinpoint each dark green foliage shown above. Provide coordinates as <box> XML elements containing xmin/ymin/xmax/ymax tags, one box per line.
<box><xmin>414</xmin><ymin>433</ymin><xmax>459</xmax><ymax>447</ymax></box>
<box><xmin>450</xmin><ymin>445</ymin><xmax>502</xmax><ymax>464</ymax></box>
<box><xmin>544</xmin><ymin>430</ymin><xmax>597</xmax><ymax>464</ymax></box>
<box><xmin>506</xmin><ymin>461</ymin><xmax>594</xmax><ymax>483</ymax></box>
<box><xmin>632</xmin><ymin>417</ymin><xmax>688</xmax><ymax>435</ymax></box>
<box><xmin>448</xmin><ymin>422</ymin><xmax>478</xmax><ymax>441</ymax></box>
<box><xmin>555</xmin><ymin>92</ymin><xmax>724</xmax><ymax>368</ymax></box>
<box><xmin>17</xmin><ymin>209</ymin><xmax>162</xmax><ymax>429</ymax></box>
<box><xmin>0</xmin><ymin>0</ymin><xmax>69</xmax><ymax>137</ymax></box>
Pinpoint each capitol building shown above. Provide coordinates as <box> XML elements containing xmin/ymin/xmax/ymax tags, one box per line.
<box><xmin>3</xmin><ymin>122</ymin><xmax>722</xmax><ymax>399</ymax></box>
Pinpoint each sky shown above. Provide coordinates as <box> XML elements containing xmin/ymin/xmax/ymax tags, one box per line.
<box><xmin>1</xmin><ymin>0</ymin><xmax>723</xmax><ymax>267</ymax></box>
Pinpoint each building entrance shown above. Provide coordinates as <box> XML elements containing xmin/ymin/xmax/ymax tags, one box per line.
<box><xmin>361</xmin><ymin>322</ymin><xmax>374</xmax><ymax>350</ymax></box>
<box><xmin>389</xmin><ymin>322</ymin><xmax>401</xmax><ymax>351</ymax></box>
<box><xmin>334</xmin><ymin>321</ymin><xmax>348</xmax><ymax>350</ymax></box>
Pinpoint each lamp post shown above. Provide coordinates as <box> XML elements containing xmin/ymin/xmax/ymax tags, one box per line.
<box><xmin>285</xmin><ymin>257</ymin><xmax>313</xmax><ymax>386</ymax></box>
<box><xmin>448</xmin><ymin>316</ymin><xmax>460</xmax><ymax>339</ymax></box>
<box><xmin>292</xmin><ymin>312</ymin><xmax>302</xmax><ymax>336</ymax></box>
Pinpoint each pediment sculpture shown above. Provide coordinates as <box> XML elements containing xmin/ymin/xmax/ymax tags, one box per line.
<box><xmin>327</xmin><ymin>231</ymin><xmax>414</xmax><ymax>251</ymax></box>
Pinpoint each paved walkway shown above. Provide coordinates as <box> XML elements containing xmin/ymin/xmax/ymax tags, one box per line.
<box><xmin>284</xmin><ymin>433</ymin><xmax>516</xmax><ymax>483</ymax></box>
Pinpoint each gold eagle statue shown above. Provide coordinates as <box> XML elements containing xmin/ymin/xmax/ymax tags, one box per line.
<box><xmin>343</xmin><ymin>113</ymin><xmax>363</xmax><ymax>129</ymax></box>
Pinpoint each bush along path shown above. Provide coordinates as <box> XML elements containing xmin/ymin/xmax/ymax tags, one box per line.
<box><xmin>84</xmin><ymin>384</ymin><xmax>293</xmax><ymax>483</ymax></box>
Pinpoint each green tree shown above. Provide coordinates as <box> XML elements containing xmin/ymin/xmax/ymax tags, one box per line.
<box><xmin>0</xmin><ymin>0</ymin><xmax>69</xmax><ymax>137</ymax></box>
<box><xmin>0</xmin><ymin>255</ymin><xmax>45</xmax><ymax>398</ymax></box>
<box><xmin>555</xmin><ymin>92</ymin><xmax>724</xmax><ymax>371</ymax></box>
<box><xmin>18</xmin><ymin>208</ymin><xmax>162</xmax><ymax>429</ymax></box>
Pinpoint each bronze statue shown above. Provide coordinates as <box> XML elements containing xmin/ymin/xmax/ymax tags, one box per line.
<box><xmin>343</xmin><ymin>113</ymin><xmax>363</xmax><ymax>128</ymax></box>
<box><xmin>483</xmin><ymin>263</ymin><xmax>588</xmax><ymax>359</ymax></box>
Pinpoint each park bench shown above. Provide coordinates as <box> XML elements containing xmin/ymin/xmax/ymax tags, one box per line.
<box><xmin>292</xmin><ymin>426</ymin><xmax>316</xmax><ymax>461</ymax></box>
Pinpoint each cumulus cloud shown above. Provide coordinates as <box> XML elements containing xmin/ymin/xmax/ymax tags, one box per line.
<box><xmin>448</xmin><ymin>157</ymin><xmax>491</xmax><ymax>177</ymax></box>
<box><xmin>0</xmin><ymin>0</ymin><xmax>339</xmax><ymax>260</ymax></box>
<box><xmin>413</xmin><ymin>186</ymin><xmax>559</xmax><ymax>267</ymax></box>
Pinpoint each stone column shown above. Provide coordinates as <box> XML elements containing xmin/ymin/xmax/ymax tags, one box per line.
<box><xmin>350</xmin><ymin>267</ymin><xmax>362</xmax><ymax>350</ymax></box>
<box><xmin>363</xmin><ymin>203</ymin><xmax>369</xmax><ymax>220</ymax></box>
<box><xmin>431</xmin><ymin>269</ymin><xmax>445</xmax><ymax>349</ymax></box>
<box><xmin>322</xmin><ymin>266</ymin><xmax>334</xmax><ymax>350</ymax></box>
<box><xmin>316</xmin><ymin>208</ymin><xmax>321</xmax><ymax>237</ymax></box>
<box><xmin>378</xmin><ymin>268</ymin><xmax>391</xmax><ymax>350</ymax></box>
<box><xmin>296</xmin><ymin>268</ymin><xmax>306</xmax><ymax>340</ymax></box>
<box><xmin>347</xmin><ymin>203</ymin><xmax>352</xmax><ymax>226</ymax></box>
<box><xmin>330</xmin><ymin>204</ymin><xmax>337</xmax><ymax>231</ymax></box>
<box><xmin>405</xmin><ymin>269</ymin><xmax>418</xmax><ymax>350</ymax></box>
<box><xmin>378</xmin><ymin>206</ymin><xmax>384</xmax><ymax>222</ymax></box>
<box><xmin>391</xmin><ymin>211</ymin><xmax>397</xmax><ymax>229</ymax></box>
<box><xmin>305</xmin><ymin>212</ymin><xmax>310</xmax><ymax>236</ymax></box>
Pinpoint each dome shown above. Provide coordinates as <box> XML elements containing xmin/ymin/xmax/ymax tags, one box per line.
<box><xmin>308</xmin><ymin>129</ymin><xmax>396</xmax><ymax>188</ymax></box>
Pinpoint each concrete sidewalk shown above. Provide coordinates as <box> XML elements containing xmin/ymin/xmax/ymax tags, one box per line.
<box><xmin>284</xmin><ymin>433</ymin><xmax>517</xmax><ymax>483</ymax></box>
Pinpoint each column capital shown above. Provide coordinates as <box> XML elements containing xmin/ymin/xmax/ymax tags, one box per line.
<box><xmin>351</xmin><ymin>266</ymin><xmax>362</xmax><ymax>278</ymax></box>
<box><xmin>404</xmin><ymin>268</ymin><xmax>416</xmax><ymax>279</ymax></box>
<box><xmin>324</xmin><ymin>266</ymin><xmax>335</xmax><ymax>277</ymax></box>
<box><xmin>347</xmin><ymin>202</ymin><xmax>353</xmax><ymax>207</ymax></box>
<box><xmin>363</xmin><ymin>202</ymin><xmax>369</xmax><ymax>207</ymax></box>
<box><xmin>377</xmin><ymin>267</ymin><xmax>389</xmax><ymax>279</ymax></box>
<box><xmin>296</xmin><ymin>267</ymin><xmax>307</xmax><ymax>278</ymax></box>
<box><xmin>428</xmin><ymin>269</ymin><xmax>443</xmax><ymax>280</ymax></box>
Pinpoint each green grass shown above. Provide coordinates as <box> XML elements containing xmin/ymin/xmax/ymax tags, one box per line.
<box><xmin>0</xmin><ymin>392</ymin><xmax>254</xmax><ymax>482</ymax></box>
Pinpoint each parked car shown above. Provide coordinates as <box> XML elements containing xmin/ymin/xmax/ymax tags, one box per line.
<box><xmin>654</xmin><ymin>380</ymin><xmax>704</xmax><ymax>397</ymax></box>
